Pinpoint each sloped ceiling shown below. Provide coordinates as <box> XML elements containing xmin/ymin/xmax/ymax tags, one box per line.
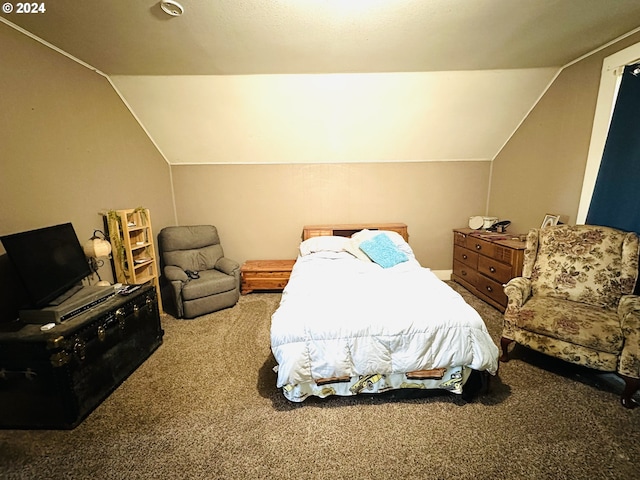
<box><xmin>111</xmin><ymin>70</ymin><xmax>558</xmax><ymax>164</ymax></box>
<box><xmin>3</xmin><ymin>1</ymin><xmax>640</xmax><ymax>164</ymax></box>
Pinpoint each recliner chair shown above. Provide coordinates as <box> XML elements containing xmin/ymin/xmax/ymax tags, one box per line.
<box><xmin>158</xmin><ymin>225</ymin><xmax>240</xmax><ymax>319</ymax></box>
<box><xmin>501</xmin><ymin>224</ymin><xmax>640</xmax><ymax>408</ymax></box>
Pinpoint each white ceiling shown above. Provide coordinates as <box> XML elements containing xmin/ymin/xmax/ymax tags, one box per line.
<box><xmin>3</xmin><ymin>0</ymin><xmax>640</xmax><ymax>75</ymax></box>
<box><xmin>111</xmin><ymin>69</ymin><xmax>558</xmax><ymax>164</ymax></box>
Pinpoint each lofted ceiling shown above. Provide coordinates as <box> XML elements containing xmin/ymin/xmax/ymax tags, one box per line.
<box><xmin>3</xmin><ymin>1</ymin><xmax>640</xmax><ymax>166</ymax></box>
<box><xmin>2</xmin><ymin>0</ymin><xmax>640</xmax><ymax>75</ymax></box>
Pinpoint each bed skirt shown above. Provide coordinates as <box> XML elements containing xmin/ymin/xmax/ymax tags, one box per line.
<box><xmin>278</xmin><ymin>365</ymin><xmax>472</xmax><ymax>402</ymax></box>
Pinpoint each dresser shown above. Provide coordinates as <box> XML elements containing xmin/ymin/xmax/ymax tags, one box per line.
<box><xmin>451</xmin><ymin>228</ymin><xmax>526</xmax><ymax>312</ymax></box>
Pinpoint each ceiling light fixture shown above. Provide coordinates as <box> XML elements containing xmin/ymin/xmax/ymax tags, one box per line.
<box><xmin>160</xmin><ymin>0</ymin><xmax>184</xmax><ymax>17</ymax></box>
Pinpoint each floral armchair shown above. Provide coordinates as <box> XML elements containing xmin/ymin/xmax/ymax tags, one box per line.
<box><xmin>500</xmin><ymin>224</ymin><xmax>640</xmax><ymax>408</ymax></box>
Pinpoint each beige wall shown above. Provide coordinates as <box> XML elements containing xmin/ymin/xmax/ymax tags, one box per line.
<box><xmin>0</xmin><ymin>23</ymin><xmax>174</xmax><ymax>320</ymax></box>
<box><xmin>4</xmin><ymin>16</ymin><xmax>640</xmax><ymax>321</ymax></box>
<box><xmin>489</xmin><ymin>31</ymin><xmax>640</xmax><ymax>234</ymax></box>
<box><xmin>171</xmin><ymin>161</ymin><xmax>490</xmax><ymax>270</ymax></box>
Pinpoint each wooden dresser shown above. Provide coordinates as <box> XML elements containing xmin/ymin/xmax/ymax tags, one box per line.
<box><xmin>451</xmin><ymin>228</ymin><xmax>526</xmax><ymax>312</ymax></box>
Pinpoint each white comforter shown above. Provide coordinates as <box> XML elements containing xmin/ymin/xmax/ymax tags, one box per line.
<box><xmin>270</xmin><ymin>251</ymin><xmax>499</xmax><ymax>388</ymax></box>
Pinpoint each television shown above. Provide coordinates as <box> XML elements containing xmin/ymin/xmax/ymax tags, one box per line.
<box><xmin>0</xmin><ymin>223</ymin><xmax>91</xmax><ymax>308</ymax></box>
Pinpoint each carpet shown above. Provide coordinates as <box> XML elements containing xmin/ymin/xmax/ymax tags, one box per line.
<box><xmin>1</xmin><ymin>282</ymin><xmax>639</xmax><ymax>480</ymax></box>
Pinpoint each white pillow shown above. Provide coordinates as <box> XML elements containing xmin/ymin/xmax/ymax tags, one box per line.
<box><xmin>344</xmin><ymin>237</ymin><xmax>373</xmax><ymax>262</ymax></box>
<box><xmin>299</xmin><ymin>236</ymin><xmax>350</xmax><ymax>256</ymax></box>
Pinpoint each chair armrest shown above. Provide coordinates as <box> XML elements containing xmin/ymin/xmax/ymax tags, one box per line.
<box><xmin>164</xmin><ymin>265</ymin><xmax>188</xmax><ymax>282</ymax></box>
<box><xmin>619</xmin><ymin>295</ymin><xmax>640</xmax><ymax>332</ymax></box>
<box><xmin>215</xmin><ymin>257</ymin><xmax>240</xmax><ymax>276</ymax></box>
<box><xmin>503</xmin><ymin>277</ymin><xmax>531</xmax><ymax>308</ymax></box>
<box><xmin>618</xmin><ymin>294</ymin><xmax>640</xmax><ymax>379</ymax></box>
<box><xmin>162</xmin><ymin>266</ymin><xmax>187</xmax><ymax>318</ymax></box>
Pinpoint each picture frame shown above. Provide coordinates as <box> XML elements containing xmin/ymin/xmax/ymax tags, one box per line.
<box><xmin>541</xmin><ymin>214</ymin><xmax>560</xmax><ymax>229</ymax></box>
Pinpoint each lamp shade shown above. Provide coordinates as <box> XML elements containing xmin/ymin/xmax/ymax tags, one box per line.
<box><xmin>83</xmin><ymin>237</ymin><xmax>112</xmax><ymax>258</ymax></box>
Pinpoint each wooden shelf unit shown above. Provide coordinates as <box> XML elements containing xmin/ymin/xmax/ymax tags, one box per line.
<box><xmin>105</xmin><ymin>208</ymin><xmax>163</xmax><ymax>313</ymax></box>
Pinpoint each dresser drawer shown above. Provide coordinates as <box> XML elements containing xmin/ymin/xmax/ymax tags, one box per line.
<box><xmin>467</xmin><ymin>237</ymin><xmax>496</xmax><ymax>257</ymax></box>
<box><xmin>475</xmin><ymin>274</ymin><xmax>508</xmax><ymax>306</ymax></box>
<box><xmin>454</xmin><ymin>230</ymin><xmax>468</xmax><ymax>248</ymax></box>
<box><xmin>243</xmin><ymin>270</ymin><xmax>290</xmax><ymax>286</ymax></box>
<box><xmin>478</xmin><ymin>254</ymin><xmax>512</xmax><ymax>283</ymax></box>
<box><xmin>453</xmin><ymin>246</ymin><xmax>478</xmax><ymax>268</ymax></box>
<box><xmin>453</xmin><ymin>260</ymin><xmax>478</xmax><ymax>286</ymax></box>
<box><xmin>493</xmin><ymin>244</ymin><xmax>517</xmax><ymax>265</ymax></box>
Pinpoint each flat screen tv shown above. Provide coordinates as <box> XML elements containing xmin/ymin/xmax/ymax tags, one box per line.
<box><xmin>1</xmin><ymin>223</ymin><xmax>91</xmax><ymax>308</ymax></box>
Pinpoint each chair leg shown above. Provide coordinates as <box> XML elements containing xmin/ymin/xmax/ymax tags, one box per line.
<box><xmin>619</xmin><ymin>375</ymin><xmax>639</xmax><ymax>409</ymax></box>
<box><xmin>499</xmin><ymin>337</ymin><xmax>513</xmax><ymax>363</ymax></box>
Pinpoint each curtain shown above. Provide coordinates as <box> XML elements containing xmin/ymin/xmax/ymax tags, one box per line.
<box><xmin>586</xmin><ymin>64</ymin><xmax>640</xmax><ymax>294</ymax></box>
<box><xmin>586</xmin><ymin>64</ymin><xmax>640</xmax><ymax>234</ymax></box>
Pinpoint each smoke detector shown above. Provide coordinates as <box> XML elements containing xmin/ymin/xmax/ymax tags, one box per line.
<box><xmin>160</xmin><ymin>0</ymin><xmax>184</xmax><ymax>16</ymax></box>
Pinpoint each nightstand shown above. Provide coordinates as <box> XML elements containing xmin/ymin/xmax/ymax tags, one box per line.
<box><xmin>240</xmin><ymin>260</ymin><xmax>296</xmax><ymax>295</ymax></box>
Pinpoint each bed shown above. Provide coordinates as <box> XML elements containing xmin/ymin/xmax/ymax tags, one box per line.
<box><xmin>270</xmin><ymin>223</ymin><xmax>499</xmax><ymax>402</ymax></box>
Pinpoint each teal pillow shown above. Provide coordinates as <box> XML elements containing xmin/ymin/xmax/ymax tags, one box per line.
<box><xmin>359</xmin><ymin>233</ymin><xmax>408</xmax><ymax>268</ymax></box>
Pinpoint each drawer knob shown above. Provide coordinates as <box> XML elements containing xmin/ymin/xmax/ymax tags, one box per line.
<box><xmin>489</xmin><ymin>266</ymin><xmax>496</xmax><ymax>273</ymax></box>
<box><xmin>462</xmin><ymin>254</ymin><xmax>468</xmax><ymax>260</ymax></box>
<box><xmin>461</xmin><ymin>271</ymin><xmax>467</xmax><ymax>276</ymax></box>
<box><xmin>475</xmin><ymin>244</ymin><xmax>482</xmax><ymax>250</ymax></box>
<box><xmin>486</xmin><ymin>286</ymin><xmax>493</xmax><ymax>292</ymax></box>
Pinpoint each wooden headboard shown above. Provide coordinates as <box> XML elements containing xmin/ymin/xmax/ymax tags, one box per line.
<box><xmin>302</xmin><ymin>223</ymin><xmax>409</xmax><ymax>242</ymax></box>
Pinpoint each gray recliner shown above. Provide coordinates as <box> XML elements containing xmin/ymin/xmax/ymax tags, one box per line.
<box><xmin>158</xmin><ymin>225</ymin><xmax>240</xmax><ymax>319</ymax></box>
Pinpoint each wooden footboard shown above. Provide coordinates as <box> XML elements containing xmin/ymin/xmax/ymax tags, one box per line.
<box><xmin>286</xmin><ymin>366</ymin><xmax>473</xmax><ymax>402</ymax></box>
<box><xmin>314</xmin><ymin>368</ymin><xmax>448</xmax><ymax>386</ymax></box>
<box><xmin>315</xmin><ymin>376</ymin><xmax>351</xmax><ymax>386</ymax></box>
<box><xmin>405</xmin><ymin>368</ymin><xmax>447</xmax><ymax>380</ymax></box>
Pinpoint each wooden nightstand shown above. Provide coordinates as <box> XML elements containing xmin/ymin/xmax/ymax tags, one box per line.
<box><xmin>240</xmin><ymin>260</ymin><xmax>296</xmax><ymax>295</ymax></box>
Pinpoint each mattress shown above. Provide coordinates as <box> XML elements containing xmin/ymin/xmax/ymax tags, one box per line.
<box><xmin>270</xmin><ymin>233</ymin><xmax>499</xmax><ymax>401</ymax></box>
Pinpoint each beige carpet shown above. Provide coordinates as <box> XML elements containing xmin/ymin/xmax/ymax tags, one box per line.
<box><xmin>1</xmin><ymin>282</ymin><xmax>639</xmax><ymax>480</ymax></box>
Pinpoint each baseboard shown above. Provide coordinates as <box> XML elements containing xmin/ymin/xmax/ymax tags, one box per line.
<box><xmin>432</xmin><ymin>269</ymin><xmax>452</xmax><ymax>281</ymax></box>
